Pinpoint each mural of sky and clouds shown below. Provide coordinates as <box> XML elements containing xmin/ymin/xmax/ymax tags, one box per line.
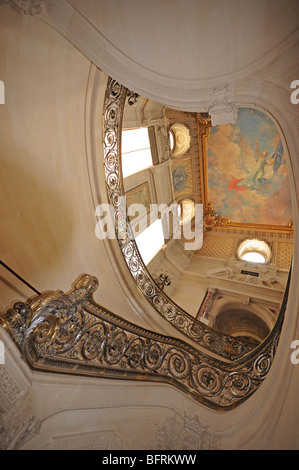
<box><xmin>207</xmin><ymin>108</ymin><xmax>292</xmax><ymax>226</ymax></box>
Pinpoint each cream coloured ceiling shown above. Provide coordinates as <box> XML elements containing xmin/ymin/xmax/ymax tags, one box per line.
<box><xmin>42</xmin><ymin>0</ymin><xmax>299</xmax><ymax>112</ymax></box>
<box><xmin>68</xmin><ymin>0</ymin><xmax>299</xmax><ymax>81</ymax></box>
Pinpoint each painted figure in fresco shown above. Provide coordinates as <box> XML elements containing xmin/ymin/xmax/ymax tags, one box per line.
<box><xmin>172</xmin><ymin>162</ymin><xmax>192</xmax><ymax>195</ymax></box>
<box><xmin>228</xmin><ymin>138</ymin><xmax>284</xmax><ymax>194</ymax></box>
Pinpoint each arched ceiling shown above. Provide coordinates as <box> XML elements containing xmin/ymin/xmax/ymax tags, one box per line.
<box><xmin>68</xmin><ymin>0</ymin><xmax>299</xmax><ymax>81</ymax></box>
<box><xmin>34</xmin><ymin>0</ymin><xmax>299</xmax><ymax>111</ymax></box>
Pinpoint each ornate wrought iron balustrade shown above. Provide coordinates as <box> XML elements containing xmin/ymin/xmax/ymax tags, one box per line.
<box><xmin>102</xmin><ymin>77</ymin><xmax>255</xmax><ymax>360</ymax></box>
<box><xmin>0</xmin><ymin>273</ymin><xmax>289</xmax><ymax>412</ymax></box>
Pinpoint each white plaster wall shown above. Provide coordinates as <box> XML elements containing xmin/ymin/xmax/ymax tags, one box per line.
<box><xmin>0</xmin><ymin>7</ymin><xmax>168</xmax><ymax>334</ymax></box>
<box><xmin>36</xmin><ymin>1</ymin><xmax>299</xmax><ymax>450</ymax></box>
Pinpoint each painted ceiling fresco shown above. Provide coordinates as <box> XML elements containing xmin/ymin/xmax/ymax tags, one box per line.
<box><xmin>206</xmin><ymin>108</ymin><xmax>292</xmax><ymax>227</ymax></box>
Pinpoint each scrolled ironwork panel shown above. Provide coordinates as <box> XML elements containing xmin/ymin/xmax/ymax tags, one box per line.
<box><xmin>102</xmin><ymin>77</ymin><xmax>254</xmax><ymax>361</ymax></box>
<box><xmin>0</xmin><ymin>273</ymin><xmax>289</xmax><ymax>411</ymax></box>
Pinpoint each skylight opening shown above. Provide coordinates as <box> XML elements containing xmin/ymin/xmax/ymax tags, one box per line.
<box><xmin>135</xmin><ymin>219</ymin><xmax>165</xmax><ymax>265</ymax></box>
<box><xmin>241</xmin><ymin>252</ymin><xmax>266</xmax><ymax>264</ymax></box>
<box><xmin>121</xmin><ymin>128</ymin><xmax>153</xmax><ymax>178</ymax></box>
<box><xmin>237</xmin><ymin>239</ymin><xmax>271</xmax><ymax>264</ymax></box>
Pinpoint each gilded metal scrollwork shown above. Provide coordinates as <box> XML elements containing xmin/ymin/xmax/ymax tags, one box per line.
<box><xmin>0</xmin><ymin>273</ymin><xmax>289</xmax><ymax>411</ymax></box>
<box><xmin>0</xmin><ymin>78</ymin><xmax>289</xmax><ymax>412</ymax></box>
<box><xmin>102</xmin><ymin>77</ymin><xmax>254</xmax><ymax>361</ymax></box>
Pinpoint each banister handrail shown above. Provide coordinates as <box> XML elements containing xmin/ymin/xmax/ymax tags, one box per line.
<box><xmin>102</xmin><ymin>77</ymin><xmax>284</xmax><ymax>361</ymax></box>
<box><xmin>0</xmin><ymin>271</ymin><xmax>290</xmax><ymax>411</ymax></box>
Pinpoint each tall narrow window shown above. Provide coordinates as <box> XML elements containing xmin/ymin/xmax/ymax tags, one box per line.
<box><xmin>121</xmin><ymin>128</ymin><xmax>153</xmax><ymax>178</ymax></box>
<box><xmin>135</xmin><ymin>219</ymin><xmax>165</xmax><ymax>265</ymax></box>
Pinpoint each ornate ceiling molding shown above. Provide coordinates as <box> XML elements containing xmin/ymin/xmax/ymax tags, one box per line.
<box><xmin>20</xmin><ymin>0</ymin><xmax>299</xmax><ymax>112</ymax></box>
<box><xmin>0</xmin><ymin>0</ymin><xmax>44</xmax><ymax>15</ymax></box>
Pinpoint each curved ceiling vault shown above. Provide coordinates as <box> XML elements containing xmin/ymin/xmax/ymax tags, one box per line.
<box><xmin>39</xmin><ymin>0</ymin><xmax>299</xmax><ymax>109</ymax></box>
<box><xmin>68</xmin><ymin>0</ymin><xmax>299</xmax><ymax>81</ymax></box>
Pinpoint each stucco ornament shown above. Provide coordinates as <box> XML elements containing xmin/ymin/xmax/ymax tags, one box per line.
<box><xmin>0</xmin><ymin>0</ymin><xmax>44</xmax><ymax>15</ymax></box>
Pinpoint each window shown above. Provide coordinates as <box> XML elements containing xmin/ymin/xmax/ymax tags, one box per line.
<box><xmin>241</xmin><ymin>252</ymin><xmax>266</xmax><ymax>263</ymax></box>
<box><xmin>237</xmin><ymin>239</ymin><xmax>271</xmax><ymax>264</ymax></box>
<box><xmin>121</xmin><ymin>128</ymin><xmax>153</xmax><ymax>178</ymax></box>
<box><xmin>135</xmin><ymin>219</ymin><xmax>164</xmax><ymax>265</ymax></box>
<box><xmin>169</xmin><ymin>129</ymin><xmax>175</xmax><ymax>153</ymax></box>
<box><xmin>169</xmin><ymin>123</ymin><xmax>190</xmax><ymax>157</ymax></box>
<box><xmin>178</xmin><ymin>199</ymin><xmax>195</xmax><ymax>226</ymax></box>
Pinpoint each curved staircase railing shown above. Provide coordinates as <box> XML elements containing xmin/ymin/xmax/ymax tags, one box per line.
<box><xmin>0</xmin><ymin>270</ymin><xmax>290</xmax><ymax>411</ymax></box>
